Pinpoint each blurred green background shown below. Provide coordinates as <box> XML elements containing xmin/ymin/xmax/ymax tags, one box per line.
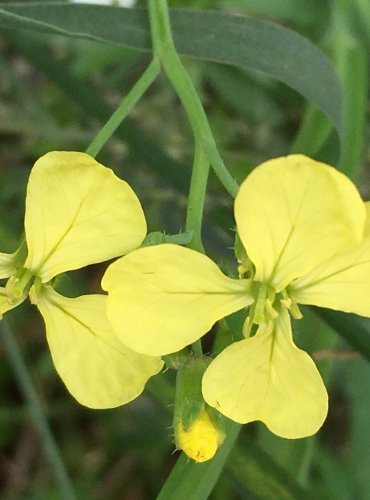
<box><xmin>0</xmin><ymin>0</ymin><xmax>369</xmax><ymax>498</ymax></box>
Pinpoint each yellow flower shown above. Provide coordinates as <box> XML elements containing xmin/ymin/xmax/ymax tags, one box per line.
<box><xmin>203</xmin><ymin>154</ymin><xmax>368</xmax><ymax>438</ymax></box>
<box><xmin>102</xmin><ymin>154</ymin><xmax>370</xmax><ymax>438</ymax></box>
<box><xmin>0</xmin><ymin>151</ymin><xmax>163</xmax><ymax>408</ymax></box>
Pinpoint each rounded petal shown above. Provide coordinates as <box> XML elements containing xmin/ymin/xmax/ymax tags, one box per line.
<box><xmin>235</xmin><ymin>155</ymin><xmax>365</xmax><ymax>291</ymax></box>
<box><xmin>25</xmin><ymin>151</ymin><xmax>146</xmax><ymax>282</ymax></box>
<box><xmin>33</xmin><ymin>286</ymin><xmax>163</xmax><ymax>409</ymax></box>
<box><xmin>102</xmin><ymin>244</ymin><xmax>252</xmax><ymax>356</ymax></box>
<box><xmin>202</xmin><ymin>308</ymin><xmax>328</xmax><ymax>439</ymax></box>
<box><xmin>291</xmin><ymin>201</ymin><xmax>370</xmax><ymax>317</ymax></box>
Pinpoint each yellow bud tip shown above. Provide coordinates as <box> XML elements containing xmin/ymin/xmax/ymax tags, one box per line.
<box><xmin>177</xmin><ymin>409</ymin><xmax>220</xmax><ymax>463</ymax></box>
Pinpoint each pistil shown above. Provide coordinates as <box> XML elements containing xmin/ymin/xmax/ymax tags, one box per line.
<box><xmin>6</xmin><ymin>268</ymin><xmax>34</xmax><ymax>306</ymax></box>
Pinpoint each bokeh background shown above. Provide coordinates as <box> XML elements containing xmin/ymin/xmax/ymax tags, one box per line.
<box><xmin>0</xmin><ymin>0</ymin><xmax>369</xmax><ymax>498</ymax></box>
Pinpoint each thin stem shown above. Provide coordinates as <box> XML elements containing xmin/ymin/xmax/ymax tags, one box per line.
<box><xmin>149</xmin><ymin>0</ymin><xmax>236</xmax><ymax>353</ymax></box>
<box><xmin>86</xmin><ymin>57</ymin><xmax>160</xmax><ymax>158</ymax></box>
<box><xmin>148</xmin><ymin>0</ymin><xmax>239</xmax><ymax>198</ymax></box>
<box><xmin>151</xmin><ymin>0</ymin><xmax>234</xmax><ymax>354</ymax></box>
<box><xmin>191</xmin><ymin>339</ymin><xmax>203</xmax><ymax>355</ymax></box>
<box><xmin>0</xmin><ymin>320</ymin><xmax>76</xmax><ymax>500</ymax></box>
<box><xmin>185</xmin><ymin>142</ymin><xmax>209</xmax><ymax>253</ymax></box>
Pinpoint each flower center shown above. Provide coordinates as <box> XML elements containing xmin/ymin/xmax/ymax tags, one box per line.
<box><xmin>5</xmin><ymin>268</ymin><xmax>35</xmax><ymax>306</ymax></box>
<box><xmin>243</xmin><ymin>282</ymin><xmax>302</xmax><ymax>338</ymax></box>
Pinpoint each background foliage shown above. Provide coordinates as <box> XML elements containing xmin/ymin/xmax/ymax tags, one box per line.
<box><xmin>0</xmin><ymin>0</ymin><xmax>369</xmax><ymax>498</ymax></box>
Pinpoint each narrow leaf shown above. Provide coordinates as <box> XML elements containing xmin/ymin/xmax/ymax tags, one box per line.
<box><xmin>228</xmin><ymin>434</ymin><xmax>313</xmax><ymax>500</ymax></box>
<box><xmin>0</xmin><ymin>4</ymin><xmax>343</xmax><ymax>142</ymax></box>
<box><xmin>317</xmin><ymin>308</ymin><xmax>370</xmax><ymax>363</ymax></box>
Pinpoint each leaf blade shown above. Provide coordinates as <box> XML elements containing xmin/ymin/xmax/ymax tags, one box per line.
<box><xmin>0</xmin><ymin>4</ymin><xmax>343</xmax><ymax>142</ymax></box>
<box><xmin>317</xmin><ymin>308</ymin><xmax>370</xmax><ymax>363</ymax></box>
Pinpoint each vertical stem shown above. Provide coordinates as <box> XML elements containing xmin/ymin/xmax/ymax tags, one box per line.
<box><xmin>0</xmin><ymin>320</ymin><xmax>76</xmax><ymax>500</ymax></box>
<box><xmin>148</xmin><ymin>0</ymin><xmax>239</xmax><ymax>199</ymax></box>
<box><xmin>191</xmin><ymin>339</ymin><xmax>203</xmax><ymax>355</ymax></box>
<box><xmin>185</xmin><ymin>142</ymin><xmax>210</xmax><ymax>253</ymax></box>
<box><xmin>186</xmin><ymin>142</ymin><xmax>209</xmax><ymax>356</ymax></box>
<box><xmin>149</xmin><ymin>0</ymin><xmax>217</xmax><ymax>358</ymax></box>
<box><xmin>86</xmin><ymin>57</ymin><xmax>160</xmax><ymax>158</ymax></box>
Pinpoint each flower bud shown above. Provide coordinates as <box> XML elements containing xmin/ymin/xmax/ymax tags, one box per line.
<box><xmin>176</xmin><ymin>406</ymin><xmax>223</xmax><ymax>463</ymax></box>
<box><xmin>173</xmin><ymin>355</ymin><xmax>224</xmax><ymax>462</ymax></box>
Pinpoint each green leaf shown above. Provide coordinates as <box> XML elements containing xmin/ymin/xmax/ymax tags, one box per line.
<box><xmin>347</xmin><ymin>359</ymin><xmax>370</xmax><ymax>499</ymax></box>
<box><xmin>204</xmin><ymin>64</ymin><xmax>283</xmax><ymax>124</ymax></box>
<box><xmin>227</xmin><ymin>434</ymin><xmax>313</xmax><ymax>500</ymax></box>
<box><xmin>317</xmin><ymin>308</ymin><xmax>370</xmax><ymax>363</ymax></box>
<box><xmin>331</xmin><ymin>34</ymin><xmax>367</xmax><ymax>180</ymax></box>
<box><xmin>354</xmin><ymin>0</ymin><xmax>370</xmax><ymax>47</ymax></box>
<box><xmin>312</xmin><ymin>444</ymin><xmax>353</xmax><ymax>499</ymax></box>
<box><xmin>0</xmin><ymin>3</ymin><xmax>343</xmax><ymax>144</ymax></box>
<box><xmin>290</xmin><ymin>105</ymin><xmax>332</xmax><ymax>157</ymax></box>
<box><xmin>219</xmin><ymin>0</ymin><xmax>329</xmax><ymax>28</ymax></box>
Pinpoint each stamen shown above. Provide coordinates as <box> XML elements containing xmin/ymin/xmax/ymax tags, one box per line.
<box><xmin>254</xmin><ymin>284</ymin><xmax>267</xmax><ymax>324</ymax></box>
<box><xmin>242</xmin><ymin>316</ymin><xmax>253</xmax><ymax>338</ymax></box>
<box><xmin>290</xmin><ymin>300</ymin><xmax>303</xmax><ymax>320</ymax></box>
<box><xmin>280</xmin><ymin>289</ymin><xmax>303</xmax><ymax>319</ymax></box>
<box><xmin>280</xmin><ymin>297</ymin><xmax>292</xmax><ymax>309</ymax></box>
<box><xmin>265</xmin><ymin>299</ymin><xmax>278</xmax><ymax>320</ymax></box>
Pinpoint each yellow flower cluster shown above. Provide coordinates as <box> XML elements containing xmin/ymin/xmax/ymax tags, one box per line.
<box><xmin>2</xmin><ymin>152</ymin><xmax>369</xmax><ymax>461</ymax></box>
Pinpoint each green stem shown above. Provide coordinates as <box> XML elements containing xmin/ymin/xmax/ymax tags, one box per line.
<box><xmin>149</xmin><ymin>0</ymin><xmax>236</xmax><ymax>355</ymax></box>
<box><xmin>192</xmin><ymin>339</ymin><xmax>203</xmax><ymax>355</ymax></box>
<box><xmin>86</xmin><ymin>57</ymin><xmax>160</xmax><ymax>158</ymax></box>
<box><xmin>185</xmin><ymin>142</ymin><xmax>209</xmax><ymax>253</ymax></box>
<box><xmin>148</xmin><ymin>0</ymin><xmax>239</xmax><ymax>199</ymax></box>
<box><xmin>0</xmin><ymin>320</ymin><xmax>76</xmax><ymax>500</ymax></box>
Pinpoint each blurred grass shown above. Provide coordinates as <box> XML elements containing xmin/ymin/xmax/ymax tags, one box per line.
<box><xmin>0</xmin><ymin>0</ymin><xmax>369</xmax><ymax>498</ymax></box>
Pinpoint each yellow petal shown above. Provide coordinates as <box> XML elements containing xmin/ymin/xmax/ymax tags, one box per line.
<box><xmin>25</xmin><ymin>151</ymin><xmax>146</xmax><ymax>282</ymax></box>
<box><xmin>0</xmin><ymin>252</ymin><xmax>18</xmax><ymax>279</ymax></box>
<box><xmin>202</xmin><ymin>308</ymin><xmax>328</xmax><ymax>438</ymax></box>
<box><xmin>0</xmin><ymin>242</ymin><xmax>27</xmax><ymax>279</ymax></box>
<box><xmin>33</xmin><ymin>285</ymin><xmax>163</xmax><ymax>409</ymax></box>
<box><xmin>102</xmin><ymin>244</ymin><xmax>252</xmax><ymax>356</ymax></box>
<box><xmin>235</xmin><ymin>155</ymin><xmax>365</xmax><ymax>291</ymax></box>
<box><xmin>291</xmin><ymin>201</ymin><xmax>370</xmax><ymax>316</ymax></box>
